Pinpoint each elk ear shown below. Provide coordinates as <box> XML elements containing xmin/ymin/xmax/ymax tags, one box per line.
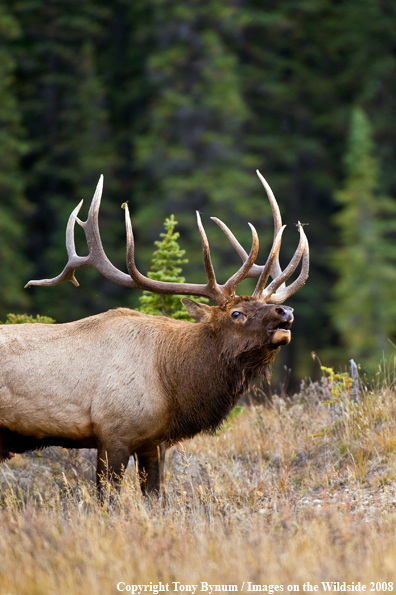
<box><xmin>181</xmin><ymin>298</ymin><xmax>213</xmax><ymax>323</ymax></box>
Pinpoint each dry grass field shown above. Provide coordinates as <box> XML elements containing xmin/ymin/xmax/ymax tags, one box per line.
<box><xmin>1</xmin><ymin>368</ymin><xmax>396</xmax><ymax>594</ymax></box>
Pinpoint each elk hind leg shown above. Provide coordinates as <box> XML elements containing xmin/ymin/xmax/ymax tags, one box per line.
<box><xmin>96</xmin><ymin>444</ymin><xmax>129</xmax><ymax>501</ymax></box>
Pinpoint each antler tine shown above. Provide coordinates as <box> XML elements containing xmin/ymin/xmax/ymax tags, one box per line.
<box><xmin>124</xmin><ymin>202</ymin><xmax>157</xmax><ymax>291</ymax></box>
<box><xmin>265</xmin><ymin>231</ymin><xmax>309</xmax><ymax>304</ymax></box>
<box><xmin>196</xmin><ymin>211</ymin><xmax>217</xmax><ymax>291</ymax></box>
<box><xmin>260</xmin><ymin>223</ymin><xmax>307</xmax><ymax>303</ymax></box>
<box><xmin>252</xmin><ymin>225</ymin><xmax>286</xmax><ymax>299</ymax></box>
<box><xmin>26</xmin><ymin>176</ymin><xmax>135</xmax><ymax>290</ymax></box>
<box><xmin>256</xmin><ymin>170</ymin><xmax>283</xmax><ymax>281</ymax></box>
<box><xmin>25</xmin><ymin>200</ymin><xmax>86</xmax><ymax>288</ymax></box>
<box><xmin>210</xmin><ymin>217</ymin><xmax>264</xmax><ymax>277</ymax></box>
<box><xmin>223</xmin><ymin>223</ymin><xmax>259</xmax><ymax>295</ymax></box>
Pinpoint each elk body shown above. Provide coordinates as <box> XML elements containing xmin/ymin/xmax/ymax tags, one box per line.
<box><xmin>0</xmin><ymin>172</ymin><xmax>309</xmax><ymax>495</ymax></box>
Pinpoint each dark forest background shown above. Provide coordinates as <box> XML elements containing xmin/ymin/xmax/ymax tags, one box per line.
<box><xmin>1</xmin><ymin>0</ymin><xmax>396</xmax><ymax>388</ymax></box>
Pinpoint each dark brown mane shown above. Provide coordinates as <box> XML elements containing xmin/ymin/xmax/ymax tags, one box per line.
<box><xmin>158</xmin><ymin>314</ymin><xmax>280</xmax><ymax>443</ymax></box>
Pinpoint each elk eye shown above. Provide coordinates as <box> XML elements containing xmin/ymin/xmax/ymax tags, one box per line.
<box><xmin>231</xmin><ymin>311</ymin><xmax>244</xmax><ymax>320</ymax></box>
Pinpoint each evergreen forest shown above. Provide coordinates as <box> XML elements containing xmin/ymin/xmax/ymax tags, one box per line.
<box><xmin>1</xmin><ymin>0</ymin><xmax>396</xmax><ymax>386</ymax></box>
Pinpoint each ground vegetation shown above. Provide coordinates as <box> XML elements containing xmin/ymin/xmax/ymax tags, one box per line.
<box><xmin>1</xmin><ymin>373</ymin><xmax>396</xmax><ymax>591</ymax></box>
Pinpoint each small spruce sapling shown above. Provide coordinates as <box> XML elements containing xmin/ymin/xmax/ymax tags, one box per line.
<box><xmin>138</xmin><ymin>215</ymin><xmax>207</xmax><ymax>320</ymax></box>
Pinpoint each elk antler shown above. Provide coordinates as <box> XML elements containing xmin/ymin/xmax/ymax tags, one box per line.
<box><xmin>211</xmin><ymin>170</ymin><xmax>309</xmax><ymax>304</ymax></box>
<box><xmin>25</xmin><ymin>176</ymin><xmax>260</xmax><ymax>305</ymax></box>
<box><xmin>25</xmin><ymin>173</ymin><xmax>308</xmax><ymax>305</ymax></box>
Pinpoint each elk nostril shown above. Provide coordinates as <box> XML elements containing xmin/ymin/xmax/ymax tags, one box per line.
<box><xmin>275</xmin><ymin>307</ymin><xmax>286</xmax><ymax>317</ymax></box>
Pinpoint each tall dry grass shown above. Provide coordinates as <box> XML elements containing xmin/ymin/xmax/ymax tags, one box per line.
<box><xmin>1</xmin><ymin>372</ymin><xmax>396</xmax><ymax>594</ymax></box>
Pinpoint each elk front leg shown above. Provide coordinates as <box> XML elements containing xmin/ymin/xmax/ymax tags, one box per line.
<box><xmin>0</xmin><ymin>430</ymin><xmax>7</xmax><ymax>461</ymax></box>
<box><xmin>137</xmin><ymin>443</ymin><xmax>166</xmax><ymax>495</ymax></box>
<box><xmin>0</xmin><ymin>429</ymin><xmax>15</xmax><ymax>462</ymax></box>
<box><xmin>96</xmin><ymin>444</ymin><xmax>130</xmax><ymax>498</ymax></box>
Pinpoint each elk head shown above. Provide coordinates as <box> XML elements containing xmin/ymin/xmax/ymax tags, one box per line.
<box><xmin>182</xmin><ymin>296</ymin><xmax>294</xmax><ymax>347</ymax></box>
<box><xmin>26</xmin><ymin>171</ymin><xmax>309</xmax><ymax>345</ymax></box>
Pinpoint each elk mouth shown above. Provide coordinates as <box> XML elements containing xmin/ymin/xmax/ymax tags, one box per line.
<box><xmin>268</xmin><ymin>320</ymin><xmax>292</xmax><ymax>346</ymax></box>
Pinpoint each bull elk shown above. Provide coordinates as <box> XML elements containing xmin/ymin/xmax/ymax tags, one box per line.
<box><xmin>0</xmin><ymin>171</ymin><xmax>308</xmax><ymax>495</ymax></box>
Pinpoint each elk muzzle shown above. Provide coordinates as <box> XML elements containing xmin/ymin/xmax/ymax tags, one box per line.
<box><xmin>268</xmin><ymin>306</ymin><xmax>294</xmax><ymax>346</ymax></box>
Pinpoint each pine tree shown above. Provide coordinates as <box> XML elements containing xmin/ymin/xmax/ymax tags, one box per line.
<box><xmin>241</xmin><ymin>0</ymin><xmax>396</xmax><ymax>380</ymax></box>
<box><xmin>139</xmin><ymin>215</ymin><xmax>207</xmax><ymax>320</ymax></box>
<box><xmin>131</xmin><ymin>0</ymin><xmax>258</xmax><ymax>285</ymax></box>
<box><xmin>0</xmin><ymin>3</ymin><xmax>31</xmax><ymax>317</ymax></box>
<box><xmin>6</xmin><ymin>0</ymin><xmax>122</xmax><ymax>321</ymax></box>
<box><xmin>330</xmin><ymin>107</ymin><xmax>396</xmax><ymax>370</ymax></box>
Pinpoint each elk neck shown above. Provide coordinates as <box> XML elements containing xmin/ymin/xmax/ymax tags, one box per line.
<box><xmin>156</xmin><ymin>318</ymin><xmax>280</xmax><ymax>444</ymax></box>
